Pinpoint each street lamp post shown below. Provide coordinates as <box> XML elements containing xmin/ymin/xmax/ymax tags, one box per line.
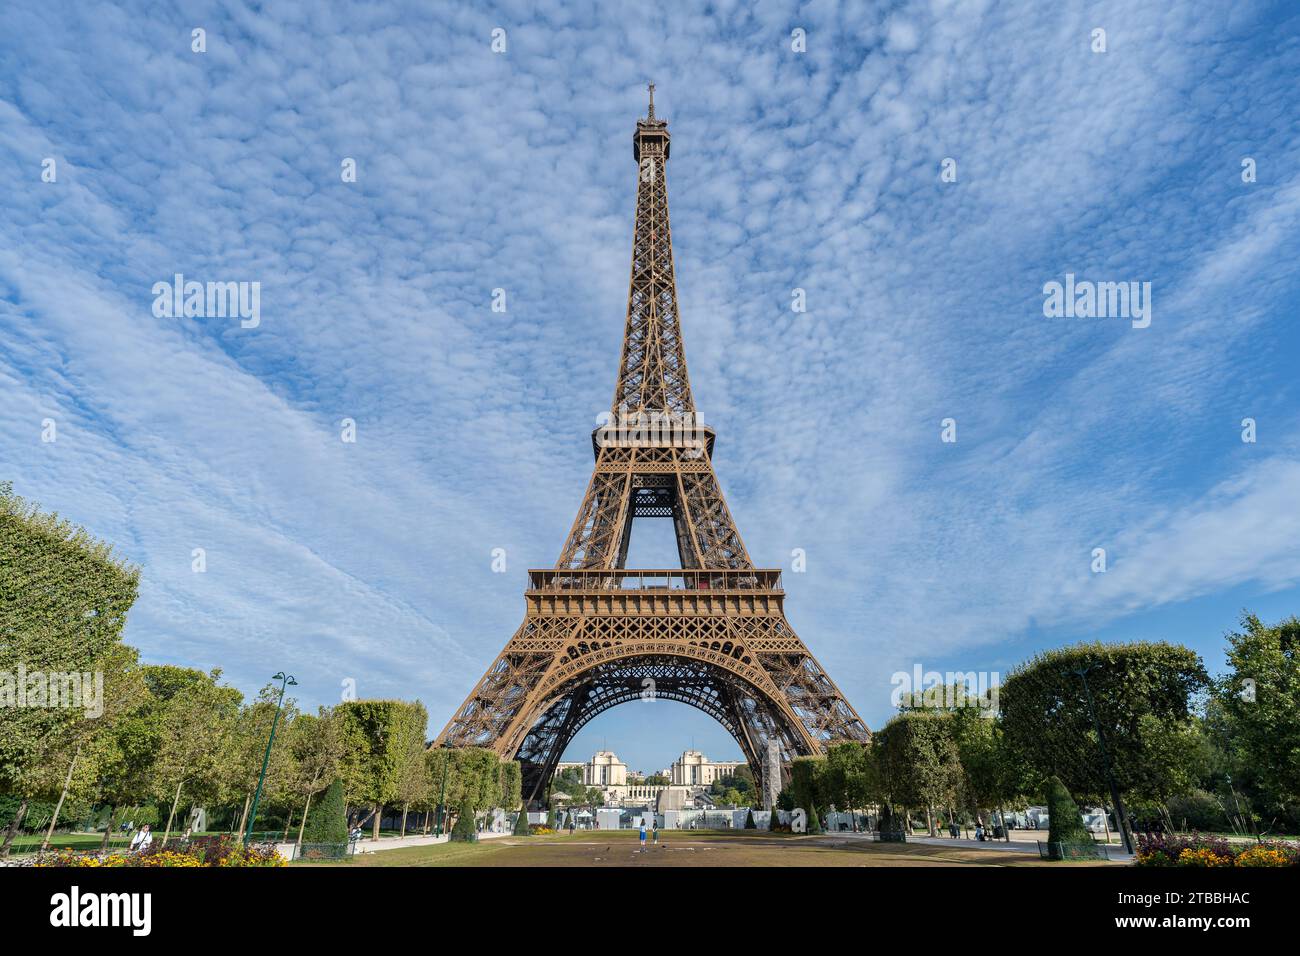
<box><xmin>1073</xmin><ymin>665</ymin><xmax>1134</xmax><ymax>854</ymax></box>
<box><xmin>244</xmin><ymin>672</ymin><xmax>297</xmax><ymax>845</ymax></box>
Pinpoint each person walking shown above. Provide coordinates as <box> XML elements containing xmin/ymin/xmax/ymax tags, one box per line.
<box><xmin>638</xmin><ymin>819</ymin><xmax>647</xmax><ymax>852</ymax></box>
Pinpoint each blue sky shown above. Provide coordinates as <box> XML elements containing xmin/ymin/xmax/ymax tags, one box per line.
<box><xmin>2</xmin><ymin>1</ymin><xmax>1299</xmax><ymax>774</ymax></box>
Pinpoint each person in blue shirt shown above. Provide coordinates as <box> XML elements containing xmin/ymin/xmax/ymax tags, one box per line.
<box><xmin>639</xmin><ymin>820</ymin><xmax>647</xmax><ymax>850</ymax></box>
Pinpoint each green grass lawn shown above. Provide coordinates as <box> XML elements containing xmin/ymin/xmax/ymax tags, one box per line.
<box><xmin>5</xmin><ymin>829</ymin><xmax>281</xmax><ymax>856</ymax></box>
<box><xmin>293</xmin><ymin>830</ymin><xmax>1112</xmax><ymax>868</ymax></box>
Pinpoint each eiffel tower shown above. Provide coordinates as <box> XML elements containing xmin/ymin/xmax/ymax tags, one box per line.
<box><xmin>436</xmin><ymin>86</ymin><xmax>869</xmax><ymax>804</ymax></box>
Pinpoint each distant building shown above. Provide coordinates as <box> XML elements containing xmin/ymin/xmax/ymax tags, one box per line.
<box><xmin>670</xmin><ymin>750</ymin><xmax>744</xmax><ymax>786</ymax></box>
<box><xmin>553</xmin><ymin>749</ymin><xmax>746</xmax><ymax>807</ymax></box>
<box><xmin>555</xmin><ymin>750</ymin><xmax>627</xmax><ymax>787</ymax></box>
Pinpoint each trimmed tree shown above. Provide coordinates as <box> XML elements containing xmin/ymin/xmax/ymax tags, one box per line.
<box><xmin>513</xmin><ymin>807</ymin><xmax>531</xmax><ymax>836</ymax></box>
<box><xmin>807</xmin><ymin>805</ymin><xmax>823</xmax><ymax>834</ymax></box>
<box><xmin>789</xmin><ymin>755</ymin><xmax>826</xmax><ymax>825</ymax></box>
<box><xmin>300</xmin><ymin>779</ymin><xmax>348</xmax><ymax>846</ymax></box>
<box><xmin>336</xmin><ymin>699</ymin><xmax>428</xmax><ymax>839</ymax></box>
<box><xmin>450</xmin><ymin>797</ymin><xmax>478</xmax><ymax>843</ymax></box>
<box><xmin>1046</xmin><ymin>775</ymin><xmax>1093</xmax><ymax>850</ymax></box>
<box><xmin>744</xmin><ymin>808</ymin><xmax>756</xmax><ymax>829</ymax></box>
<box><xmin>1000</xmin><ymin>641</ymin><xmax>1209</xmax><ymax>814</ymax></box>
<box><xmin>0</xmin><ymin>483</ymin><xmax>141</xmax><ymax>858</ymax></box>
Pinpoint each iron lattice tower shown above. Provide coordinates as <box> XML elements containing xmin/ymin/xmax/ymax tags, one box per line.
<box><xmin>436</xmin><ymin>87</ymin><xmax>869</xmax><ymax>803</ymax></box>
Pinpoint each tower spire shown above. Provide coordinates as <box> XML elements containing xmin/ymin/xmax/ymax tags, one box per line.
<box><xmin>620</xmin><ymin>90</ymin><xmax>688</xmax><ymax>419</ymax></box>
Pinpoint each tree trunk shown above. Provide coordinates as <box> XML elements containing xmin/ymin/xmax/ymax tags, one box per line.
<box><xmin>100</xmin><ymin>806</ymin><xmax>118</xmax><ymax>850</ymax></box>
<box><xmin>1001</xmin><ymin>805</ymin><xmax>1012</xmax><ymax>842</ymax></box>
<box><xmin>42</xmin><ymin>747</ymin><xmax>81</xmax><ymax>851</ymax></box>
<box><xmin>162</xmin><ymin>777</ymin><xmax>184</xmax><ymax>847</ymax></box>
<box><xmin>282</xmin><ymin>809</ymin><xmax>294</xmax><ymax>842</ymax></box>
<box><xmin>235</xmin><ymin>792</ymin><xmax>252</xmax><ymax>839</ymax></box>
<box><xmin>297</xmin><ymin>792</ymin><xmax>313</xmax><ymax>847</ymax></box>
<box><xmin>400</xmin><ymin>803</ymin><xmax>409</xmax><ymax>839</ymax></box>
<box><xmin>0</xmin><ymin>797</ymin><xmax>29</xmax><ymax>859</ymax></box>
<box><xmin>371</xmin><ymin>803</ymin><xmax>382</xmax><ymax>840</ymax></box>
<box><xmin>926</xmin><ymin>805</ymin><xmax>937</xmax><ymax>837</ymax></box>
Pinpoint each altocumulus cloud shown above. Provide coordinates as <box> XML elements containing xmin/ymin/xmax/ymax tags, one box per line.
<box><xmin>1</xmin><ymin>0</ymin><xmax>1298</xmax><ymax>749</ymax></box>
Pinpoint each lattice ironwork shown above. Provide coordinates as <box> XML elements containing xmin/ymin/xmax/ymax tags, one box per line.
<box><xmin>435</xmin><ymin>88</ymin><xmax>869</xmax><ymax>804</ymax></box>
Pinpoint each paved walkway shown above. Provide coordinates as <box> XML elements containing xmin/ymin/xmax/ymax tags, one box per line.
<box><xmin>275</xmin><ymin>829</ymin><xmax>514</xmax><ymax>861</ymax></box>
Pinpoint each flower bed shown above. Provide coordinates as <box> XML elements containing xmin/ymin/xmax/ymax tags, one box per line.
<box><xmin>33</xmin><ymin>835</ymin><xmax>284</xmax><ymax>868</ymax></box>
<box><xmin>1135</xmin><ymin>833</ymin><xmax>1297</xmax><ymax>867</ymax></box>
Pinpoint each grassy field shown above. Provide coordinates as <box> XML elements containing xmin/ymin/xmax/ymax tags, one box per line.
<box><xmin>4</xmin><ymin>830</ymin><xmax>282</xmax><ymax>856</ymax></box>
<box><xmin>295</xmin><ymin>830</ymin><xmax>1112</xmax><ymax>867</ymax></box>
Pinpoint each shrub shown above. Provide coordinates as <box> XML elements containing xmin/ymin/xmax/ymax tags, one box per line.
<box><xmin>1165</xmin><ymin>789</ymin><xmax>1230</xmax><ymax>832</ymax></box>
<box><xmin>513</xmin><ymin>809</ymin><xmax>530</xmax><ymax>836</ymax></box>
<box><xmin>1045</xmin><ymin>776</ymin><xmax>1093</xmax><ymax>847</ymax></box>
<box><xmin>449</xmin><ymin>799</ymin><xmax>477</xmax><ymax>843</ymax></box>
<box><xmin>744</xmin><ymin>808</ymin><xmax>756</xmax><ymax>829</ymax></box>
<box><xmin>300</xmin><ymin>780</ymin><xmax>348</xmax><ymax>845</ymax></box>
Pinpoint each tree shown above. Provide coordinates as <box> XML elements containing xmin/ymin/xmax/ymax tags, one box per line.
<box><xmin>392</xmin><ymin>705</ymin><xmax>431</xmax><ymax>838</ymax></box>
<box><xmin>150</xmin><ymin>668</ymin><xmax>241</xmax><ymax>846</ymax></box>
<box><xmin>1045</xmin><ymin>776</ymin><xmax>1093</xmax><ymax>849</ymax></box>
<box><xmin>513</xmin><ymin>804</ymin><xmax>531</xmax><ymax>836</ymax></box>
<box><xmin>788</xmin><ymin>756</ymin><xmax>826</xmax><ymax>825</ymax></box>
<box><xmin>287</xmin><ymin>709</ymin><xmax>345</xmax><ymax>846</ymax></box>
<box><xmin>449</xmin><ymin>797</ymin><xmax>477</xmax><ymax>842</ymax></box>
<box><xmin>873</xmin><ymin>712</ymin><xmax>963</xmax><ymax>836</ymax></box>
<box><xmin>498</xmin><ymin>761</ymin><xmax>522</xmax><ymax>812</ymax></box>
<box><xmin>300</xmin><ymin>779</ymin><xmax>348</xmax><ymax>845</ymax></box>
<box><xmin>823</xmin><ymin>742</ymin><xmax>870</xmax><ymax>826</ymax></box>
<box><xmin>0</xmin><ymin>483</ymin><xmax>140</xmax><ymax>857</ymax></box>
<box><xmin>22</xmin><ymin>642</ymin><xmax>150</xmax><ymax>850</ymax></box>
<box><xmin>949</xmin><ymin>711</ymin><xmax>1021</xmax><ymax>837</ymax></box>
<box><xmin>337</xmin><ymin>700</ymin><xmax>428</xmax><ymax>838</ymax></box>
<box><xmin>1000</xmin><ymin>641</ymin><xmax>1209</xmax><ymax>813</ymax></box>
<box><xmin>744</xmin><ymin>808</ymin><xmax>756</xmax><ymax>829</ymax></box>
<box><xmin>223</xmin><ymin>682</ymin><xmax>298</xmax><ymax>839</ymax></box>
<box><xmin>1215</xmin><ymin>614</ymin><xmax>1300</xmax><ymax>827</ymax></box>
<box><xmin>89</xmin><ymin>691</ymin><xmax>164</xmax><ymax>849</ymax></box>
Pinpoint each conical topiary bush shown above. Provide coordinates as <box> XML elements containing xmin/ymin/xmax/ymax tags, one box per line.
<box><xmin>300</xmin><ymin>780</ymin><xmax>348</xmax><ymax>845</ymax></box>
<box><xmin>513</xmin><ymin>806</ymin><xmax>531</xmax><ymax>836</ymax></box>
<box><xmin>807</xmin><ymin>806</ymin><xmax>823</xmax><ymax>834</ymax></box>
<box><xmin>450</xmin><ymin>798</ymin><xmax>478</xmax><ymax>843</ymax></box>
<box><xmin>1045</xmin><ymin>776</ymin><xmax>1093</xmax><ymax>857</ymax></box>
